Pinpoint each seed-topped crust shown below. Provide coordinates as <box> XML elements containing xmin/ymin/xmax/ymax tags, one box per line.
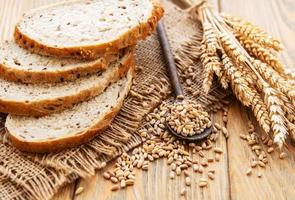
<box><xmin>14</xmin><ymin>0</ymin><xmax>164</xmax><ymax>59</ymax></box>
<box><xmin>6</xmin><ymin>66</ymin><xmax>135</xmax><ymax>153</ymax></box>
<box><xmin>0</xmin><ymin>41</ymin><xmax>131</xmax><ymax>83</ymax></box>
<box><xmin>0</xmin><ymin>49</ymin><xmax>134</xmax><ymax>116</ymax></box>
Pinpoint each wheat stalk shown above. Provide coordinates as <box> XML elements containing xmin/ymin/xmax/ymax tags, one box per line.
<box><xmin>198</xmin><ymin>5</ymin><xmax>294</xmax><ymax>147</ymax></box>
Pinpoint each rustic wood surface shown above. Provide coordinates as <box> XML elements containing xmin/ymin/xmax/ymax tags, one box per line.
<box><xmin>0</xmin><ymin>0</ymin><xmax>294</xmax><ymax>199</ymax></box>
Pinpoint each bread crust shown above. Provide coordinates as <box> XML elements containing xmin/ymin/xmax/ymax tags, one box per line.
<box><xmin>6</xmin><ymin>66</ymin><xmax>135</xmax><ymax>153</ymax></box>
<box><xmin>0</xmin><ymin>50</ymin><xmax>134</xmax><ymax>116</ymax></box>
<box><xmin>0</xmin><ymin>47</ymin><xmax>127</xmax><ymax>83</ymax></box>
<box><xmin>14</xmin><ymin>0</ymin><xmax>164</xmax><ymax>59</ymax></box>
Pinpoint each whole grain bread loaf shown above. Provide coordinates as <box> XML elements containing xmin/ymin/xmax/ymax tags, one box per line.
<box><xmin>14</xmin><ymin>0</ymin><xmax>164</xmax><ymax>59</ymax></box>
<box><xmin>6</xmin><ymin>67</ymin><xmax>134</xmax><ymax>153</ymax></box>
<box><xmin>0</xmin><ymin>41</ymin><xmax>130</xmax><ymax>83</ymax></box>
<box><xmin>0</xmin><ymin>50</ymin><xmax>133</xmax><ymax>116</ymax></box>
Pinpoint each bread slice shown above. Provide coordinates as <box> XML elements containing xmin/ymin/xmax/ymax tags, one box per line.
<box><xmin>14</xmin><ymin>0</ymin><xmax>164</xmax><ymax>59</ymax></box>
<box><xmin>0</xmin><ymin>49</ymin><xmax>133</xmax><ymax>116</ymax></box>
<box><xmin>6</xmin><ymin>67</ymin><xmax>134</xmax><ymax>153</ymax></box>
<box><xmin>0</xmin><ymin>41</ymin><xmax>130</xmax><ymax>83</ymax></box>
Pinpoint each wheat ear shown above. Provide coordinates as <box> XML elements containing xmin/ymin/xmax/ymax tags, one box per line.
<box><xmin>222</xmin><ymin>53</ymin><xmax>253</xmax><ymax>106</ymax></box>
<box><xmin>203</xmin><ymin>21</ymin><xmax>220</xmax><ymax>55</ymax></box>
<box><xmin>222</xmin><ymin>53</ymin><xmax>271</xmax><ymax>133</ymax></box>
<box><xmin>222</xmin><ymin>15</ymin><xmax>282</xmax><ymax>51</ymax></box>
<box><xmin>261</xmin><ymin>83</ymin><xmax>288</xmax><ymax>148</ymax></box>
<box><xmin>200</xmin><ymin>43</ymin><xmax>222</xmax><ymax>93</ymax></box>
<box><xmin>238</xmin><ymin>35</ymin><xmax>285</xmax><ymax>74</ymax></box>
<box><xmin>252</xmin><ymin>59</ymin><xmax>295</xmax><ymax>102</ymax></box>
<box><xmin>280</xmin><ymin>91</ymin><xmax>295</xmax><ymax>124</ymax></box>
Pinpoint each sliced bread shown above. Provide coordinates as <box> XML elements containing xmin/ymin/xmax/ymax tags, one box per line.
<box><xmin>0</xmin><ymin>49</ymin><xmax>133</xmax><ymax>116</ymax></box>
<box><xmin>0</xmin><ymin>41</ymin><xmax>128</xmax><ymax>83</ymax></box>
<box><xmin>14</xmin><ymin>0</ymin><xmax>164</xmax><ymax>59</ymax></box>
<box><xmin>6</xmin><ymin>67</ymin><xmax>134</xmax><ymax>153</ymax></box>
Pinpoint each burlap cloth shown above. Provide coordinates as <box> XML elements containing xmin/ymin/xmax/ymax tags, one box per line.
<box><xmin>0</xmin><ymin>1</ymin><xmax>228</xmax><ymax>200</ymax></box>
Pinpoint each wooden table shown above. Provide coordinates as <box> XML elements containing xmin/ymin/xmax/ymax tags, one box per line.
<box><xmin>0</xmin><ymin>0</ymin><xmax>294</xmax><ymax>199</ymax></box>
<box><xmin>52</xmin><ymin>0</ymin><xmax>295</xmax><ymax>199</ymax></box>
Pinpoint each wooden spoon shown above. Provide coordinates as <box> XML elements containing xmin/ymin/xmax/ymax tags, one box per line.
<box><xmin>156</xmin><ymin>20</ymin><xmax>212</xmax><ymax>142</ymax></box>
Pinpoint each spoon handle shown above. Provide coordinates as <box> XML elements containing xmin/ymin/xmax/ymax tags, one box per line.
<box><xmin>157</xmin><ymin>20</ymin><xmax>184</xmax><ymax>98</ymax></box>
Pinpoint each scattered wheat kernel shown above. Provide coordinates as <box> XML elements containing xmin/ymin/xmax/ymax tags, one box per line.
<box><xmin>75</xmin><ymin>187</ymin><xmax>84</xmax><ymax>195</ymax></box>
<box><xmin>248</xmin><ymin>140</ymin><xmax>256</xmax><ymax>145</ymax></box>
<box><xmin>176</xmin><ymin>167</ymin><xmax>181</xmax><ymax>175</ymax></box>
<box><xmin>101</xmin><ymin>162</ymin><xmax>107</xmax><ymax>168</ymax></box>
<box><xmin>126</xmin><ymin>179</ymin><xmax>134</xmax><ymax>186</ymax></box>
<box><xmin>214</xmin><ymin>147</ymin><xmax>223</xmax><ymax>154</ymax></box>
<box><xmin>111</xmin><ymin>185</ymin><xmax>120</xmax><ymax>191</ymax></box>
<box><xmin>208</xmin><ymin>157</ymin><xmax>214</xmax><ymax>163</ymax></box>
<box><xmin>184</xmin><ymin>170</ymin><xmax>190</xmax><ymax>177</ymax></box>
<box><xmin>170</xmin><ymin>171</ymin><xmax>175</xmax><ymax>179</ymax></box>
<box><xmin>180</xmin><ymin>188</ymin><xmax>187</xmax><ymax>196</ymax></box>
<box><xmin>193</xmin><ymin>164</ymin><xmax>199</xmax><ymax>172</ymax></box>
<box><xmin>167</xmin><ymin>157</ymin><xmax>174</xmax><ymax>164</ymax></box>
<box><xmin>279</xmin><ymin>152</ymin><xmax>287</xmax><ymax>159</ymax></box>
<box><xmin>208</xmin><ymin>172</ymin><xmax>215</xmax><ymax>180</ymax></box>
<box><xmin>110</xmin><ymin>177</ymin><xmax>119</xmax><ymax>183</ymax></box>
<box><xmin>257</xmin><ymin>173</ymin><xmax>262</xmax><ymax>178</ymax></box>
<box><xmin>246</xmin><ymin>168</ymin><xmax>252</xmax><ymax>176</ymax></box>
<box><xmin>267</xmin><ymin>147</ymin><xmax>274</xmax><ymax>153</ymax></box>
<box><xmin>198</xmin><ymin>165</ymin><xmax>204</xmax><ymax>173</ymax></box>
<box><xmin>128</xmin><ymin>174</ymin><xmax>135</xmax><ymax>180</ymax></box>
<box><xmin>199</xmin><ymin>181</ymin><xmax>208</xmax><ymax>188</ymax></box>
<box><xmin>258</xmin><ymin>161</ymin><xmax>266</xmax><ymax>168</ymax></box>
<box><xmin>185</xmin><ymin>177</ymin><xmax>191</xmax><ymax>186</ymax></box>
<box><xmin>214</xmin><ymin>123</ymin><xmax>221</xmax><ymax>130</ymax></box>
<box><xmin>120</xmin><ymin>179</ymin><xmax>126</xmax><ymax>188</ymax></box>
<box><xmin>251</xmin><ymin>161</ymin><xmax>258</xmax><ymax>168</ymax></box>
<box><xmin>180</xmin><ymin>164</ymin><xmax>188</xmax><ymax>169</ymax></box>
<box><xmin>103</xmin><ymin>172</ymin><xmax>111</xmax><ymax>180</ymax></box>
<box><xmin>169</xmin><ymin>161</ymin><xmax>176</xmax><ymax>168</ymax></box>
<box><xmin>142</xmin><ymin>165</ymin><xmax>149</xmax><ymax>171</ymax></box>
<box><xmin>199</xmin><ymin>178</ymin><xmax>207</xmax><ymax>182</ymax></box>
<box><xmin>200</xmin><ymin>160</ymin><xmax>208</xmax><ymax>167</ymax></box>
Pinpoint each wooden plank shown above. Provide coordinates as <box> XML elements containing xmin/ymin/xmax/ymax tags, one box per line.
<box><xmin>221</xmin><ymin>0</ymin><xmax>295</xmax><ymax>198</ymax></box>
<box><xmin>0</xmin><ymin>0</ymin><xmax>60</xmax><ymax>40</ymax></box>
<box><xmin>52</xmin><ymin>184</ymin><xmax>76</xmax><ymax>200</ymax></box>
<box><xmin>227</xmin><ymin>101</ymin><xmax>295</xmax><ymax>200</ymax></box>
